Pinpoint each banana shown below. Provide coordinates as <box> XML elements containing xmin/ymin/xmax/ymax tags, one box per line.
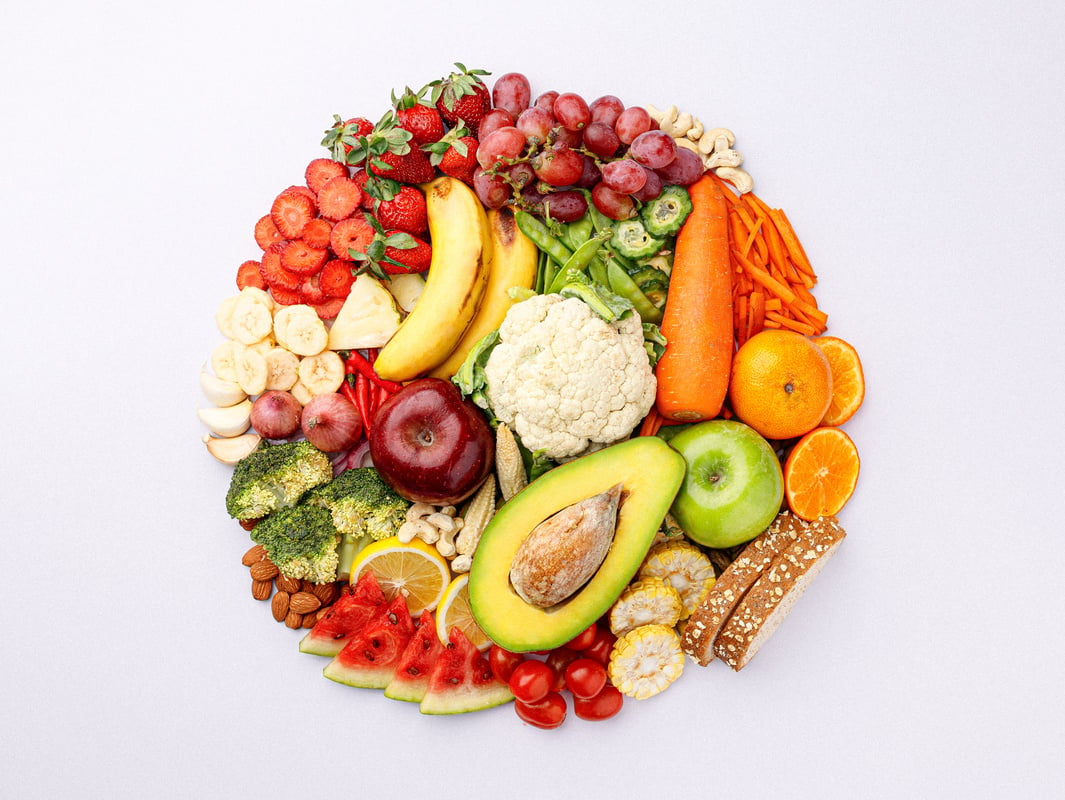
<box><xmin>217</xmin><ymin>287</ymin><xmax>275</xmax><ymax>344</ymax></box>
<box><xmin>429</xmin><ymin>206</ymin><xmax>538</xmax><ymax>379</ymax></box>
<box><xmin>233</xmin><ymin>343</ymin><xmax>269</xmax><ymax>396</ymax></box>
<box><xmin>373</xmin><ymin>176</ymin><xmax>492</xmax><ymax>382</ymax></box>
<box><xmin>273</xmin><ymin>304</ymin><xmax>328</xmax><ymax>356</ymax></box>
<box><xmin>197</xmin><ymin>399</ymin><xmax>253</xmax><ymax>438</ymax></box>
<box><xmin>210</xmin><ymin>339</ymin><xmax>242</xmax><ymax>382</ymax></box>
<box><xmin>290</xmin><ymin>380</ymin><xmax>314</xmax><ymax>406</ymax></box>
<box><xmin>297</xmin><ymin>350</ymin><xmax>345</xmax><ymax>396</ymax></box>
<box><xmin>199</xmin><ymin>364</ymin><xmax>247</xmax><ymax>407</ymax></box>
<box><xmin>263</xmin><ymin>347</ymin><xmax>300</xmax><ymax>391</ymax></box>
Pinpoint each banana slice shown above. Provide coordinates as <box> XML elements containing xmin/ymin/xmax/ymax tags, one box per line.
<box><xmin>290</xmin><ymin>380</ymin><xmax>314</xmax><ymax>406</ymax></box>
<box><xmin>233</xmin><ymin>343</ymin><xmax>268</xmax><ymax>396</ymax></box>
<box><xmin>263</xmin><ymin>347</ymin><xmax>300</xmax><ymax>391</ymax></box>
<box><xmin>247</xmin><ymin>333</ymin><xmax>276</xmax><ymax>355</ymax></box>
<box><xmin>215</xmin><ymin>295</ymin><xmax>240</xmax><ymax>339</ymax></box>
<box><xmin>297</xmin><ymin>350</ymin><xmax>345</xmax><ymax>396</ymax></box>
<box><xmin>199</xmin><ymin>365</ymin><xmax>247</xmax><ymax>407</ymax></box>
<box><xmin>227</xmin><ymin>291</ymin><xmax>274</xmax><ymax>345</ymax></box>
<box><xmin>210</xmin><ymin>340</ymin><xmax>242</xmax><ymax>382</ymax></box>
<box><xmin>274</xmin><ymin>304</ymin><xmax>328</xmax><ymax>356</ymax></box>
<box><xmin>197</xmin><ymin>399</ymin><xmax>253</xmax><ymax>437</ymax></box>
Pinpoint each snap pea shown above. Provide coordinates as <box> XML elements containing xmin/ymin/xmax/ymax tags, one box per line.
<box><xmin>606</xmin><ymin>260</ymin><xmax>663</xmax><ymax>324</ymax></box>
<box><xmin>560</xmin><ymin>214</ymin><xmax>595</xmax><ymax>251</ymax></box>
<box><xmin>514</xmin><ymin>209</ymin><xmax>573</xmax><ymax>267</ymax></box>
<box><xmin>547</xmin><ymin>230</ymin><xmax>612</xmax><ymax>294</ymax></box>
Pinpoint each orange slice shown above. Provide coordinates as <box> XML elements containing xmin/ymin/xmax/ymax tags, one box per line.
<box><xmin>349</xmin><ymin>537</ymin><xmax>450</xmax><ymax>616</ymax></box>
<box><xmin>813</xmin><ymin>336</ymin><xmax>865</xmax><ymax>427</ymax></box>
<box><xmin>435</xmin><ymin>574</ymin><xmax>492</xmax><ymax>652</ymax></box>
<box><xmin>783</xmin><ymin>426</ymin><xmax>860</xmax><ymax>521</ymax></box>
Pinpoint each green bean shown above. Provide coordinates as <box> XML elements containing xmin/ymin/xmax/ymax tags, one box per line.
<box><xmin>606</xmin><ymin>261</ymin><xmax>663</xmax><ymax>324</ymax></box>
<box><xmin>515</xmin><ymin>209</ymin><xmax>573</xmax><ymax>267</ymax></box>
<box><xmin>560</xmin><ymin>214</ymin><xmax>595</xmax><ymax>251</ymax></box>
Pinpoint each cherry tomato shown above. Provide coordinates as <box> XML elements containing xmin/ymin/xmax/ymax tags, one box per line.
<box><xmin>564</xmin><ymin>657</ymin><xmax>608</xmax><ymax>700</ymax></box>
<box><xmin>514</xmin><ymin>691</ymin><xmax>567</xmax><ymax>730</ymax></box>
<box><xmin>573</xmin><ymin>684</ymin><xmax>623</xmax><ymax>721</ymax></box>
<box><xmin>544</xmin><ymin>647</ymin><xmax>581</xmax><ymax>692</ymax></box>
<box><xmin>508</xmin><ymin>659</ymin><xmax>555</xmax><ymax>705</ymax></box>
<box><xmin>564</xmin><ymin>623</ymin><xmax>598</xmax><ymax>651</ymax></box>
<box><xmin>489</xmin><ymin>645</ymin><xmax>525</xmax><ymax>683</ymax></box>
<box><xmin>582</xmin><ymin>627</ymin><xmax>617</xmax><ymax>665</ymax></box>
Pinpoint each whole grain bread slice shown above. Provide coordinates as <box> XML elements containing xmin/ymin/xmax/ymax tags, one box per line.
<box><xmin>713</xmin><ymin>515</ymin><xmax>847</xmax><ymax>671</ymax></box>
<box><xmin>680</xmin><ymin>512</ymin><xmax>805</xmax><ymax>666</ymax></box>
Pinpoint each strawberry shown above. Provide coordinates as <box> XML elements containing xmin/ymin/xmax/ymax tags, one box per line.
<box><xmin>351</xmin><ymin>170</ymin><xmax>376</xmax><ymax>210</ymax></box>
<box><xmin>425</xmin><ymin>125</ymin><xmax>479</xmax><ymax>184</ymax></box>
<box><xmin>321</xmin><ymin>116</ymin><xmax>374</xmax><ymax>166</ymax></box>
<box><xmin>236</xmin><ymin>260</ymin><xmax>266</xmax><ymax>291</ymax></box>
<box><xmin>259</xmin><ymin>242</ymin><xmax>301</xmax><ymax>291</ymax></box>
<box><xmin>271</xmin><ymin>189</ymin><xmax>317</xmax><ymax>239</ymax></box>
<box><xmin>329</xmin><ymin>214</ymin><xmax>376</xmax><ymax>261</ymax></box>
<box><xmin>310</xmin><ymin>297</ymin><xmax>345</xmax><ymax>320</ymax></box>
<box><xmin>382</xmin><ymin>231</ymin><xmax>432</xmax><ymax>273</ymax></box>
<box><xmin>305</xmin><ymin>158</ymin><xmax>348</xmax><ymax>195</ymax></box>
<box><xmin>299</xmin><ymin>273</ymin><xmax>327</xmax><ymax>305</ymax></box>
<box><xmin>373</xmin><ymin>185</ymin><xmax>428</xmax><ymax>235</ymax></box>
<box><xmin>269</xmin><ymin>285</ymin><xmax>303</xmax><ymax>306</ymax></box>
<box><xmin>280</xmin><ymin>239</ymin><xmax>328</xmax><ymax>276</ymax></box>
<box><xmin>300</xmin><ymin>217</ymin><xmax>333</xmax><ymax>250</ymax></box>
<box><xmin>394</xmin><ymin>87</ymin><xmax>445</xmax><ymax>146</ymax></box>
<box><xmin>316</xmin><ymin>176</ymin><xmax>364</xmax><ymax>221</ymax></box>
<box><xmin>427</xmin><ymin>63</ymin><xmax>491</xmax><ymax>128</ymax></box>
<box><xmin>368</xmin><ymin>147</ymin><xmax>435</xmax><ymax>185</ymax></box>
<box><xmin>253</xmin><ymin>214</ymin><xmax>284</xmax><ymax>251</ymax></box>
<box><xmin>320</xmin><ymin>259</ymin><xmax>357</xmax><ymax>299</ymax></box>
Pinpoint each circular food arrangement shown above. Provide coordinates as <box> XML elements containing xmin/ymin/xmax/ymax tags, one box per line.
<box><xmin>199</xmin><ymin>63</ymin><xmax>865</xmax><ymax>728</ymax></box>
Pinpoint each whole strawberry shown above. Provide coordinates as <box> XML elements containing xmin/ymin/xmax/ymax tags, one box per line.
<box><xmin>425</xmin><ymin>125</ymin><xmax>479</xmax><ymax>185</ymax></box>
<box><xmin>369</xmin><ymin>148</ymin><xmax>436</xmax><ymax>185</ymax></box>
<box><xmin>383</xmin><ymin>231</ymin><xmax>432</xmax><ymax>273</ymax></box>
<box><xmin>321</xmin><ymin>116</ymin><xmax>374</xmax><ymax>166</ymax></box>
<box><xmin>394</xmin><ymin>87</ymin><xmax>445</xmax><ymax>146</ymax></box>
<box><xmin>374</xmin><ymin>185</ymin><xmax>428</xmax><ymax>236</ymax></box>
<box><xmin>427</xmin><ymin>63</ymin><xmax>491</xmax><ymax>128</ymax></box>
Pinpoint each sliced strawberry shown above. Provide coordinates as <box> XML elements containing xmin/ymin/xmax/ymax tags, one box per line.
<box><xmin>269</xmin><ymin>285</ymin><xmax>303</xmax><ymax>306</ymax></box>
<box><xmin>317</xmin><ymin>176</ymin><xmax>364</xmax><ymax>221</ymax></box>
<box><xmin>299</xmin><ymin>273</ymin><xmax>327</xmax><ymax>305</ymax></box>
<box><xmin>311</xmin><ymin>297</ymin><xmax>345</xmax><ymax>320</ymax></box>
<box><xmin>259</xmin><ymin>242</ymin><xmax>301</xmax><ymax>291</ymax></box>
<box><xmin>271</xmin><ymin>190</ymin><xmax>317</xmax><ymax>239</ymax></box>
<box><xmin>320</xmin><ymin>259</ymin><xmax>357</xmax><ymax>299</ymax></box>
<box><xmin>253</xmin><ymin>214</ymin><xmax>284</xmax><ymax>251</ymax></box>
<box><xmin>283</xmin><ymin>184</ymin><xmax>317</xmax><ymax>202</ymax></box>
<box><xmin>236</xmin><ymin>259</ymin><xmax>266</xmax><ymax>291</ymax></box>
<box><xmin>300</xmin><ymin>217</ymin><xmax>333</xmax><ymax>250</ymax></box>
<box><xmin>305</xmin><ymin>158</ymin><xmax>348</xmax><ymax>195</ymax></box>
<box><xmin>374</xmin><ymin>185</ymin><xmax>428</xmax><ymax>236</ymax></box>
<box><xmin>330</xmin><ymin>214</ymin><xmax>376</xmax><ymax>261</ymax></box>
<box><xmin>281</xmin><ymin>240</ymin><xmax>328</xmax><ymax>276</ymax></box>
<box><xmin>382</xmin><ymin>231</ymin><xmax>432</xmax><ymax>273</ymax></box>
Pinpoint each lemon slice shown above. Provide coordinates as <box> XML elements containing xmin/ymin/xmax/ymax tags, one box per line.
<box><xmin>349</xmin><ymin>536</ymin><xmax>451</xmax><ymax>616</ymax></box>
<box><xmin>435</xmin><ymin>573</ymin><xmax>492</xmax><ymax>652</ymax></box>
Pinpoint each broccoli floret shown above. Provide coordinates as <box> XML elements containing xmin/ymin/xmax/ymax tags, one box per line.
<box><xmin>250</xmin><ymin>504</ymin><xmax>339</xmax><ymax>585</ymax></box>
<box><xmin>225</xmin><ymin>441</ymin><xmax>333</xmax><ymax>521</ymax></box>
<box><xmin>304</xmin><ymin>467</ymin><xmax>410</xmax><ymax>579</ymax></box>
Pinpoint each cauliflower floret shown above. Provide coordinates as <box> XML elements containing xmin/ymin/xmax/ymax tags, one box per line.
<box><xmin>484</xmin><ymin>294</ymin><xmax>656</xmax><ymax>460</ymax></box>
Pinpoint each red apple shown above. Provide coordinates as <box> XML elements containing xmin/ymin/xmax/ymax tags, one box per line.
<box><xmin>369</xmin><ymin>378</ymin><xmax>495</xmax><ymax>505</ymax></box>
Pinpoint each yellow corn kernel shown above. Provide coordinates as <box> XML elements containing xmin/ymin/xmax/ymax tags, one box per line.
<box><xmin>608</xmin><ymin>624</ymin><xmax>685</xmax><ymax>700</ymax></box>
<box><xmin>638</xmin><ymin>539</ymin><xmax>716</xmax><ymax>619</ymax></box>
<box><xmin>608</xmin><ymin>577</ymin><xmax>684</xmax><ymax>636</ymax></box>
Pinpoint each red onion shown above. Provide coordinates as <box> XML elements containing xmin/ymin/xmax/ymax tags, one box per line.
<box><xmin>301</xmin><ymin>393</ymin><xmax>363</xmax><ymax>453</ymax></box>
<box><xmin>250</xmin><ymin>390</ymin><xmax>302</xmax><ymax>439</ymax></box>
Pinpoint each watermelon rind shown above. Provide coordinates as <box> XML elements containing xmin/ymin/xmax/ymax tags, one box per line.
<box><xmin>299</xmin><ymin>572</ymin><xmax>386</xmax><ymax>657</ymax></box>
<box><xmin>384</xmin><ymin>611</ymin><xmax>444</xmax><ymax>704</ymax></box>
<box><xmin>322</xmin><ymin>596</ymin><xmax>414</xmax><ymax>689</ymax></box>
<box><xmin>419</xmin><ymin>628</ymin><xmax>514</xmax><ymax>716</ymax></box>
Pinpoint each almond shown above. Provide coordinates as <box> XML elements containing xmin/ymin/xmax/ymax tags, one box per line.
<box><xmin>312</xmin><ymin>581</ymin><xmax>339</xmax><ymax>606</ymax></box>
<box><xmin>271</xmin><ymin>591</ymin><xmax>291</xmax><ymax>622</ymax></box>
<box><xmin>289</xmin><ymin>591</ymin><xmax>322</xmax><ymax>615</ymax></box>
<box><xmin>301</xmin><ymin>613</ymin><xmax>317</xmax><ymax>629</ymax></box>
<box><xmin>250</xmin><ymin>560</ymin><xmax>280</xmax><ymax>582</ymax></box>
<box><xmin>300</xmin><ymin>579</ymin><xmax>316</xmax><ymax>593</ymax></box>
<box><xmin>239</xmin><ymin>518</ymin><xmax>261</xmax><ymax>532</ymax></box>
<box><xmin>251</xmin><ymin>578</ymin><xmax>273</xmax><ymax>601</ymax></box>
<box><xmin>275</xmin><ymin>574</ymin><xmax>302</xmax><ymax>594</ymax></box>
<box><xmin>241</xmin><ymin>544</ymin><xmax>267</xmax><ymax>566</ymax></box>
<box><xmin>284</xmin><ymin>610</ymin><xmax>303</xmax><ymax>629</ymax></box>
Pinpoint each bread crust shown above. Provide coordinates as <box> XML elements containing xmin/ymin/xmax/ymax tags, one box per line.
<box><xmin>680</xmin><ymin>512</ymin><xmax>805</xmax><ymax>666</ymax></box>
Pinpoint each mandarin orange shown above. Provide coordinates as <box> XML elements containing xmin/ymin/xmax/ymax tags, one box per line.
<box><xmin>728</xmin><ymin>329</ymin><xmax>832</xmax><ymax>440</ymax></box>
<box><xmin>812</xmin><ymin>336</ymin><xmax>865</xmax><ymax>427</ymax></box>
<box><xmin>783</xmin><ymin>426</ymin><xmax>860</xmax><ymax>521</ymax></box>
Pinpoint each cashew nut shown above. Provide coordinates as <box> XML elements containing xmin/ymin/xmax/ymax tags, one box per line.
<box><xmin>451</xmin><ymin>554</ymin><xmax>473</xmax><ymax>573</ymax></box>
<box><xmin>398</xmin><ymin>518</ymin><xmax>439</xmax><ymax>544</ymax></box>
<box><xmin>714</xmin><ymin>166</ymin><xmax>754</xmax><ymax>194</ymax></box>
<box><xmin>706</xmin><ymin>146</ymin><xmax>744</xmax><ymax>169</ymax></box>
<box><xmin>406</xmin><ymin>502</ymin><xmax>435</xmax><ymax>523</ymax></box>
<box><xmin>700</xmin><ymin>127</ymin><xmax>735</xmax><ymax>154</ymax></box>
<box><xmin>435</xmin><ymin>526</ymin><xmax>458</xmax><ymax>558</ymax></box>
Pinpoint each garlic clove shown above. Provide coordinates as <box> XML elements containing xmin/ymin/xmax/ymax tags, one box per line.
<box><xmin>203</xmin><ymin>432</ymin><xmax>262</xmax><ymax>464</ymax></box>
<box><xmin>200</xmin><ymin>365</ymin><xmax>248</xmax><ymax>407</ymax></box>
<box><xmin>197</xmin><ymin>399</ymin><xmax>253</xmax><ymax>438</ymax></box>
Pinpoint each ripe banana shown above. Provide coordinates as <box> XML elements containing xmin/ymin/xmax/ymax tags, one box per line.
<box><xmin>429</xmin><ymin>206</ymin><xmax>538</xmax><ymax>379</ymax></box>
<box><xmin>297</xmin><ymin>350</ymin><xmax>345</xmax><ymax>396</ymax></box>
<box><xmin>373</xmin><ymin>177</ymin><xmax>492</xmax><ymax>382</ymax></box>
<box><xmin>273</xmin><ymin>304</ymin><xmax>328</xmax><ymax>356</ymax></box>
<box><xmin>263</xmin><ymin>347</ymin><xmax>300</xmax><ymax>391</ymax></box>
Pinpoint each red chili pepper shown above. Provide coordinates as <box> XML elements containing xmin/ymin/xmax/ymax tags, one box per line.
<box><xmin>340</xmin><ymin>374</ymin><xmax>360</xmax><ymax>408</ymax></box>
<box><xmin>345</xmin><ymin>349</ymin><xmax>403</xmax><ymax>394</ymax></box>
<box><xmin>355</xmin><ymin>372</ymin><xmax>373</xmax><ymax>434</ymax></box>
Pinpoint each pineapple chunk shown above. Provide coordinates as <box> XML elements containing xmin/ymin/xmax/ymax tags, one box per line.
<box><xmin>327</xmin><ymin>275</ymin><xmax>401</xmax><ymax>350</ymax></box>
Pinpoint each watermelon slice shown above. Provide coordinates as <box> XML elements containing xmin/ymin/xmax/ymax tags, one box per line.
<box><xmin>323</xmin><ymin>595</ymin><xmax>415</xmax><ymax>689</ymax></box>
<box><xmin>384</xmin><ymin>610</ymin><xmax>446</xmax><ymax>704</ymax></box>
<box><xmin>299</xmin><ymin>571</ymin><xmax>387</xmax><ymax>657</ymax></box>
<box><xmin>419</xmin><ymin>627</ymin><xmax>514</xmax><ymax>715</ymax></box>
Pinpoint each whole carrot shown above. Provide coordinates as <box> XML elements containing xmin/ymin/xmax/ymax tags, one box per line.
<box><xmin>655</xmin><ymin>174</ymin><xmax>733</xmax><ymax>421</ymax></box>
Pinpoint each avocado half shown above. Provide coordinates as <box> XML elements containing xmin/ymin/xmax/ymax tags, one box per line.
<box><xmin>468</xmin><ymin>436</ymin><xmax>686</xmax><ymax>653</ymax></box>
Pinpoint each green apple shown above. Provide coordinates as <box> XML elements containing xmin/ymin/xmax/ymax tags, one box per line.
<box><xmin>668</xmin><ymin>419</ymin><xmax>783</xmax><ymax>549</ymax></box>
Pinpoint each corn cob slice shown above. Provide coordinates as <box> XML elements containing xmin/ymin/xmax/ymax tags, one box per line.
<box><xmin>608</xmin><ymin>624</ymin><xmax>685</xmax><ymax>700</ymax></box>
<box><xmin>608</xmin><ymin>577</ymin><xmax>684</xmax><ymax>636</ymax></box>
<box><xmin>637</xmin><ymin>539</ymin><xmax>716</xmax><ymax>619</ymax></box>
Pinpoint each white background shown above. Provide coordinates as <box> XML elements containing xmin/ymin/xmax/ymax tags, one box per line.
<box><xmin>3</xmin><ymin>1</ymin><xmax>1063</xmax><ymax>797</ymax></box>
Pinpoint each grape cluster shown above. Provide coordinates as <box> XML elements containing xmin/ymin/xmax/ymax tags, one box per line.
<box><xmin>471</xmin><ymin>73</ymin><xmax>703</xmax><ymax>223</ymax></box>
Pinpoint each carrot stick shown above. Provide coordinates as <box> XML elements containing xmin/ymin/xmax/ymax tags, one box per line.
<box><xmin>770</xmin><ymin>208</ymin><xmax>816</xmax><ymax>278</ymax></box>
<box><xmin>655</xmin><ymin>174</ymin><xmax>733</xmax><ymax>421</ymax></box>
<box><xmin>732</xmin><ymin>248</ymin><xmax>797</xmax><ymax>305</ymax></box>
<box><xmin>638</xmin><ymin>407</ymin><xmax>663</xmax><ymax>437</ymax></box>
<box><xmin>765</xmin><ymin>311</ymin><xmax>819</xmax><ymax>336</ymax></box>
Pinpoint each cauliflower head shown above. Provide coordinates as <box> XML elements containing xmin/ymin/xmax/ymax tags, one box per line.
<box><xmin>484</xmin><ymin>294</ymin><xmax>656</xmax><ymax>461</ymax></box>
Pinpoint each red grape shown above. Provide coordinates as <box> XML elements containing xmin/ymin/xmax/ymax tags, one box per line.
<box><xmin>614</xmin><ymin>106</ymin><xmax>652</xmax><ymax>145</ymax></box>
<box><xmin>473</xmin><ymin>167</ymin><xmax>511</xmax><ymax>208</ymax></box>
<box><xmin>589</xmin><ymin>94</ymin><xmax>624</xmax><ymax>127</ymax></box>
<box><xmin>516</xmin><ymin>107</ymin><xmax>555</xmax><ymax>147</ymax></box>
<box><xmin>582</xmin><ymin>121</ymin><xmax>621</xmax><ymax>160</ymax></box>
<box><xmin>575</xmin><ymin>154</ymin><xmax>602</xmax><ymax>189</ymax></box>
<box><xmin>492</xmin><ymin>72</ymin><xmax>532</xmax><ymax>119</ymax></box>
<box><xmin>540</xmin><ymin>189</ymin><xmax>588</xmax><ymax>223</ymax></box>
<box><xmin>534</xmin><ymin>90</ymin><xmax>560</xmax><ymax>112</ymax></box>
<box><xmin>654</xmin><ymin>146</ymin><xmax>704</xmax><ymax>186</ymax></box>
<box><xmin>477</xmin><ymin>108</ymin><xmax>515</xmax><ymax>140</ymax></box>
<box><xmin>591</xmin><ymin>181</ymin><xmax>635</xmax><ymax>220</ymax></box>
<box><xmin>551</xmin><ymin>125</ymin><xmax>583</xmax><ymax>148</ymax></box>
<box><xmin>600</xmin><ymin>159</ymin><xmax>647</xmax><ymax>194</ymax></box>
<box><xmin>477</xmin><ymin>126</ymin><xmax>527</xmax><ymax>170</ymax></box>
<box><xmin>553</xmin><ymin>92</ymin><xmax>591</xmax><ymax>131</ymax></box>
<box><xmin>532</xmin><ymin>142</ymin><xmax>584</xmax><ymax>187</ymax></box>
<box><xmin>508</xmin><ymin>161</ymin><xmax>536</xmax><ymax>191</ymax></box>
<box><xmin>631</xmin><ymin>165</ymin><xmax>663</xmax><ymax>201</ymax></box>
<box><xmin>629</xmin><ymin>129</ymin><xmax>678</xmax><ymax>169</ymax></box>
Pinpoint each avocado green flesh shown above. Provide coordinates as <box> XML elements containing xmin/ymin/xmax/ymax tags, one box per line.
<box><xmin>468</xmin><ymin>437</ymin><xmax>686</xmax><ymax>653</ymax></box>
